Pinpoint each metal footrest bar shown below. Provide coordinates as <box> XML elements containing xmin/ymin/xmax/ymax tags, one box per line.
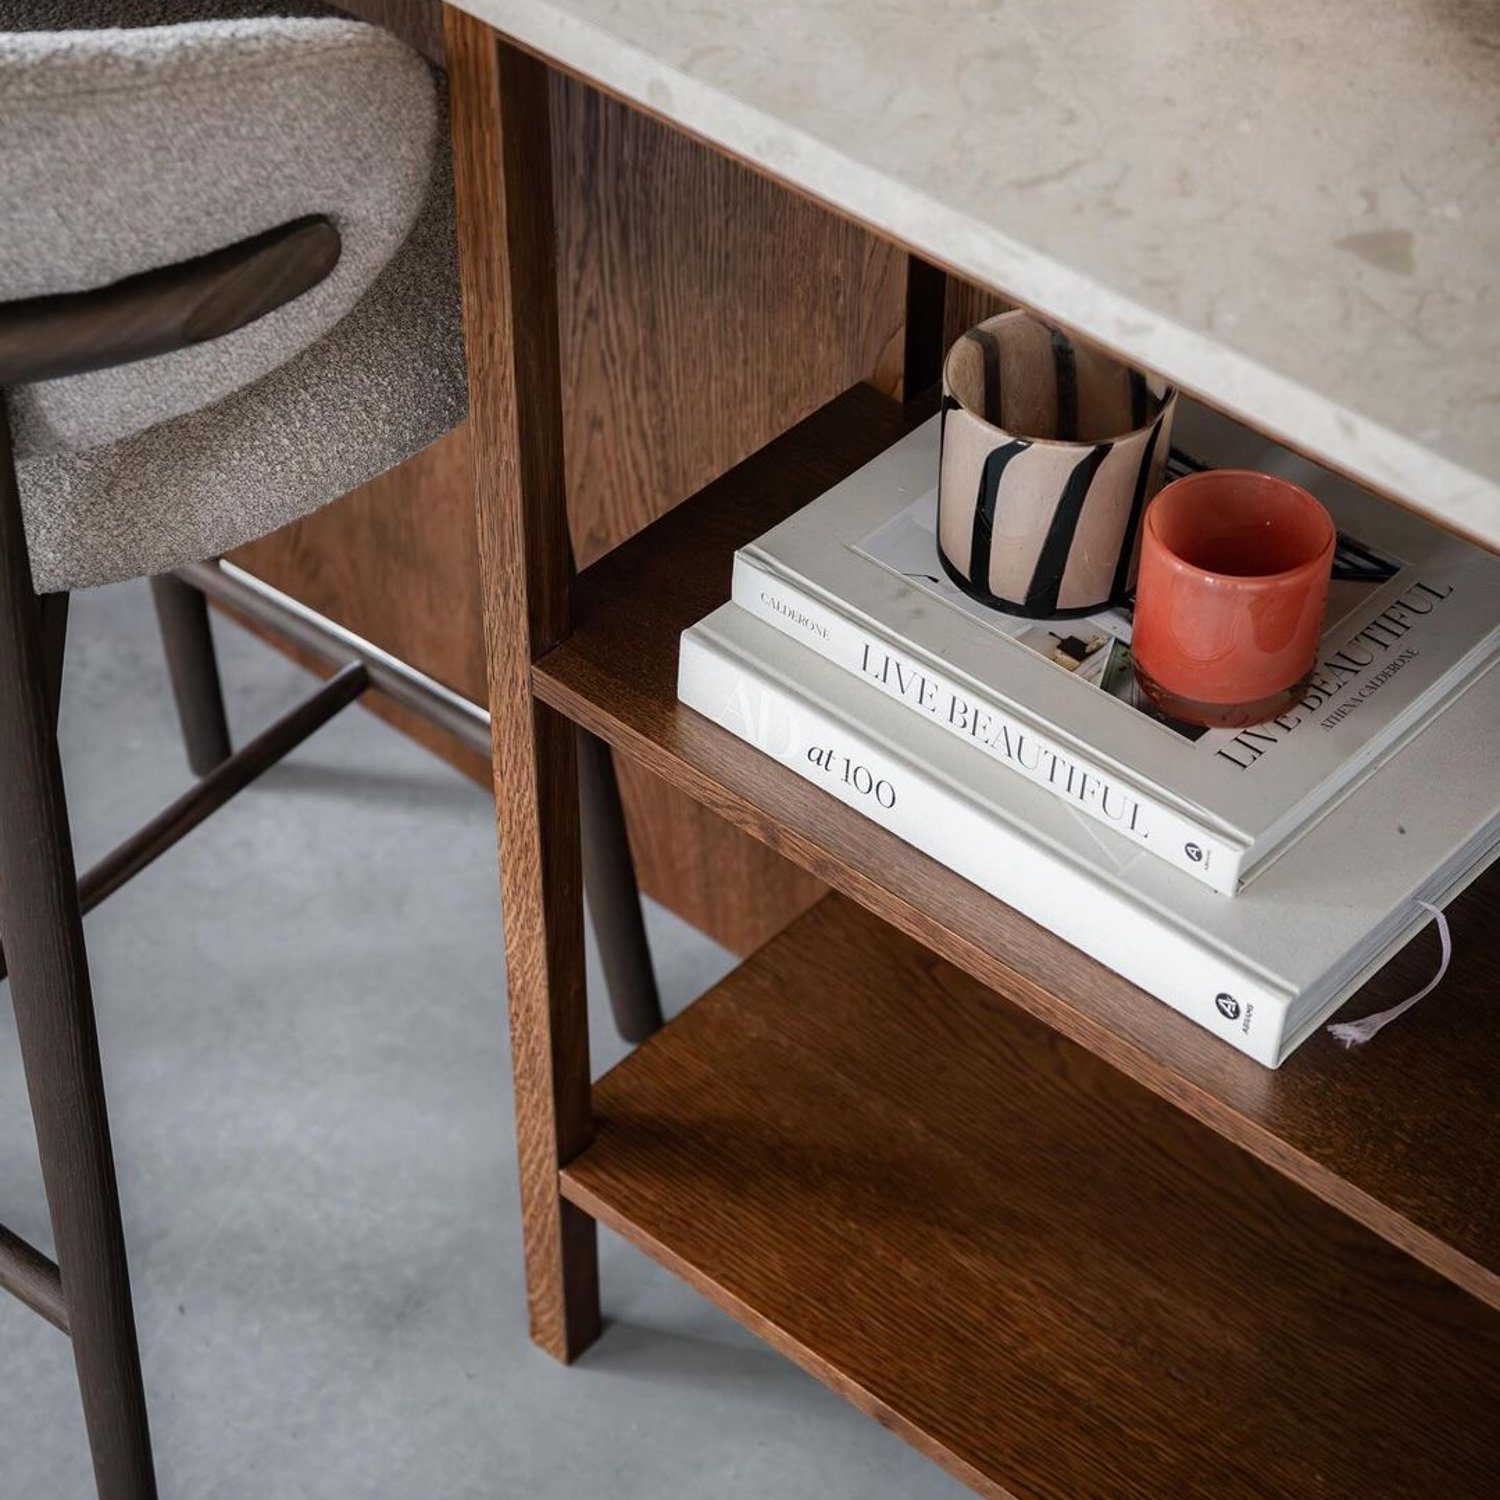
<box><xmin>0</xmin><ymin>661</ymin><xmax>369</xmax><ymax>983</ymax></box>
<box><xmin>0</xmin><ymin>1221</ymin><xmax>68</xmax><ymax>1332</ymax></box>
<box><xmin>178</xmin><ymin>558</ymin><xmax>490</xmax><ymax>755</ymax></box>
<box><xmin>180</xmin><ymin>558</ymin><xmax>665</xmax><ymax>1041</ymax></box>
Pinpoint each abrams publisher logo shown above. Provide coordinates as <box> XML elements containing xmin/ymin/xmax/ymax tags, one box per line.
<box><xmin>1215</xmin><ymin>992</ymin><xmax>1254</xmax><ymax>1035</ymax></box>
<box><xmin>1185</xmin><ymin>843</ymin><xmax>1204</xmax><ymax>864</ymax></box>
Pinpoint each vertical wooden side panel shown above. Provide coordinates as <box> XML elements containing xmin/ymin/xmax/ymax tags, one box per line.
<box><xmin>550</xmin><ymin>75</ymin><xmax>907</xmax><ymax>567</ymax></box>
<box><xmin>331</xmin><ymin>0</ymin><xmax>445</xmax><ymax>59</ymax></box>
<box><xmin>444</xmin><ymin>5</ymin><xmax>599</xmax><ymax>1362</ymax></box>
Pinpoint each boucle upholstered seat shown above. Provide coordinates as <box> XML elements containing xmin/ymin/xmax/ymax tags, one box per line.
<box><xmin>0</xmin><ymin>0</ymin><xmax>467</xmax><ymax>590</ymax></box>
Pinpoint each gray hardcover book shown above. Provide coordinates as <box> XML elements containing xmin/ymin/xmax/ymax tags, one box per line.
<box><xmin>734</xmin><ymin>400</ymin><xmax>1500</xmax><ymax>893</ymax></box>
<box><xmin>679</xmin><ymin>603</ymin><xmax>1500</xmax><ymax>1065</ymax></box>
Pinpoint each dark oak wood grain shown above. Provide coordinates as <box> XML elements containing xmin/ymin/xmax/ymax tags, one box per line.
<box><xmin>534</xmin><ymin>383</ymin><xmax>1500</xmax><ymax>1307</ymax></box>
<box><xmin>616</xmin><ymin>764</ymin><xmax>827</xmax><ymax>951</ymax></box>
<box><xmin>550</xmin><ymin>74</ymin><xmax>905</xmax><ymax>569</ymax></box>
<box><xmin>445</xmin><ymin>6</ymin><xmax>598</xmax><ymax>1361</ymax></box>
<box><xmin>0</xmin><ymin>1223</ymin><xmax>67</xmax><ymax>1334</ymax></box>
<box><xmin>306</xmin><ymin>7</ymin><xmax>1480</xmax><ymax>953</ymax></box>
<box><xmin>506</xmin><ymin>16</ymin><xmax>1478</xmax><ymax>539</ymax></box>
<box><xmin>227</xmin><ymin>437</ymin><xmax>824</xmax><ymax>955</ymax></box>
<box><xmin>331</xmin><ymin>0</ymin><xmax>445</xmax><ymax>60</ymax></box>
<box><xmin>563</xmin><ymin>893</ymin><xmax>1500</xmax><ymax>1500</ymax></box>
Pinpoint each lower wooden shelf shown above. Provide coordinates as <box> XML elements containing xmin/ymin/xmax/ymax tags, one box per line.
<box><xmin>562</xmin><ymin>895</ymin><xmax>1497</xmax><ymax>1500</ymax></box>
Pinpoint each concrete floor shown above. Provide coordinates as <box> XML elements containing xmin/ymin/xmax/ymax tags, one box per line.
<box><xmin>0</xmin><ymin>580</ymin><xmax>965</xmax><ymax>1499</ymax></box>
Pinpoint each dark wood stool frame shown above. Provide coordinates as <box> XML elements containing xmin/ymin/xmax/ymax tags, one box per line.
<box><xmin>0</xmin><ymin>203</ymin><xmax>661</xmax><ymax>1499</ymax></box>
<box><xmin>0</xmin><ymin>214</ymin><xmax>353</xmax><ymax>1500</ymax></box>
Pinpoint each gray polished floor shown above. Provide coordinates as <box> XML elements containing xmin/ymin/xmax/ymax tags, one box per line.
<box><xmin>0</xmin><ymin>580</ymin><xmax>964</xmax><ymax>1499</ymax></box>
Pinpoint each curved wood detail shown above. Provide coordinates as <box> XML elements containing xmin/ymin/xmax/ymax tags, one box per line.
<box><xmin>0</xmin><ymin>216</ymin><xmax>341</xmax><ymax>386</ymax></box>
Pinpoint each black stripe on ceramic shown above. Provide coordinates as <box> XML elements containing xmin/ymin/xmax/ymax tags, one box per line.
<box><xmin>962</xmin><ymin>326</ymin><xmax>1004</xmax><ymax>426</ymax></box>
<box><xmin>1049</xmin><ymin>327</ymin><xmax>1078</xmax><ymax>442</ymax></box>
<box><xmin>1108</xmin><ymin>414</ymin><xmax>1166</xmax><ymax>603</ymax></box>
<box><xmin>935</xmin><ymin>544</ymin><xmax>1112</xmax><ymax>621</ymax></box>
<box><xmin>938</xmin><ymin>310</ymin><xmax>1177</xmax><ymax>617</ymax></box>
<box><xmin>1023</xmin><ymin>442</ymin><xmax>1113</xmax><ymax>614</ymax></box>
<box><xmin>938</xmin><ymin>392</ymin><xmax>960</xmax><ymax>504</ymax></box>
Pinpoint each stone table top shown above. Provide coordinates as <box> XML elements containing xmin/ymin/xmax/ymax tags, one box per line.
<box><xmin>456</xmin><ymin>0</ymin><xmax>1500</xmax><ymax>547</ymax></box>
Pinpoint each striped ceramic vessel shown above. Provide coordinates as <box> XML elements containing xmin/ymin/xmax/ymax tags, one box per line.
<box><xmin>938</xmin><ymin>312</ymin><xmax>1176</xmax><ymax>617</ymax></box>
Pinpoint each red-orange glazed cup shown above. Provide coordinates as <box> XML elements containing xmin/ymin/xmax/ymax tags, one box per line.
<box><xmin>1131</xmin><ymin>469</ymin><xmax>1336</xmax><ymax>728</ymax></box>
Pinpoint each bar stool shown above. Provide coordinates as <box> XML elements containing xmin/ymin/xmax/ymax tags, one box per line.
<box><xmin>0</xmin><ymin>7</ymin><xmax>658</xmax><ymax>1498</ymax></box>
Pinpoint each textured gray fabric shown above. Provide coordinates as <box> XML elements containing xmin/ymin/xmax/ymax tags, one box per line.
<box><xmin>16</xmin><ymin>134</ymin><xmax>466</xmax><ymax>592</ymax></box>
<box><xmin>1</xmin><ymin>2</ymin><xmax>467</xmax><ymax>591</ymax></box>
<box><xmin>2</xmin><ymin>1</ymin><xmax>332</xmax><ymax>27</ymax></box>
<box><xmin>0</xmin><ymin>8</ymin><xmax>438</xmax><ymax>456</ymax></box>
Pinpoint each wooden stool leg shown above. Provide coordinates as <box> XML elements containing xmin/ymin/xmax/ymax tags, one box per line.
<box><xmin>446</xmin><ymin>7</ymin><xmax>600</xmax><ymax>1362</ymax></box>
<box><xmin>38</xmin><ymin>590</ymin><xmax>69</xmax><ymax>730</ymax></box>
<box><xmin>150</xmin><ymin>572</ymin><xmax>232</xmax><ymax>775</ymax></box>
<box><xmin>579</xmin><ymin>727</ymin><xmax>664</xmax><ymax>1043</ymax></box>
<box><xmin>0</xmin><ymin>410</ymin><xmax>158</xmax><ymax>1500</ymax></box>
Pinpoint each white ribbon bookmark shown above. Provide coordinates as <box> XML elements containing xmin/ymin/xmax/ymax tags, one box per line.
<box><xmin>1327</xmin><ymin>901</ymin><xmax>1452</xmax><ymax>1049</ymax></box>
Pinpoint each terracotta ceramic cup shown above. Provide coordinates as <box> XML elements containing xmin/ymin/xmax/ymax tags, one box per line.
<box><xmin>938</xmin><ymin>311</ymin><xmax>1176</xmax><ymax>617</ymax></box>
<box><xmin>1131</xmin><ymin>468</ymin><xmax>1336</xmax><ymax>728</ymax></box>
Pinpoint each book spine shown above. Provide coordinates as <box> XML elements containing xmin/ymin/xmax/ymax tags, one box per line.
<box><xmin>679</xmin><ymin>625</ymin><xmax>1290</xmax><ymax>1065</ymax></box>
<box><xmin>733</xmin><ymin>553</ymin><xmax>1244</xmax><ymax>894</ymax></box>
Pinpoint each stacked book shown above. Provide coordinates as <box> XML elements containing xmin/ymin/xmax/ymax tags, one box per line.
<box><xmin>677</xmin><ymin>398</ymin><xmax>1500</xmax><ymax>1065</ymax></box>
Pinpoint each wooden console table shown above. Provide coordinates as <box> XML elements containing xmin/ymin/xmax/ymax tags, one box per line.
<box><xmin>441</xmin><ymin>4</ymin><xmax>1499</xmax><ymax>1496</ymax></box>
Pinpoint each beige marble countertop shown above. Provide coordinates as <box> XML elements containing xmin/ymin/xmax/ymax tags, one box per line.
<box><xmin>455</xmin><ymin>0</ymin><xmax>1500</xmax><ymax>547</ymax></box>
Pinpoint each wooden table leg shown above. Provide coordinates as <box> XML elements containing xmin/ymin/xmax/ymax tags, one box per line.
<box><xmin>444</xmin><ymin>6</ymin><xmax>601</xmax><ymax>1362</ymax></box>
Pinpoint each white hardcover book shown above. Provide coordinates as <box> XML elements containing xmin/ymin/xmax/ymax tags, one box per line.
<box><xmin>734</xmin><ymin>401</ymin><xmax>1500</xmax><ymax>894</ymax></box>
<box><xmin>677</xmin><ymin>603</ymin><xmax>1500</xmax><ymax>1066</ymax></box>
